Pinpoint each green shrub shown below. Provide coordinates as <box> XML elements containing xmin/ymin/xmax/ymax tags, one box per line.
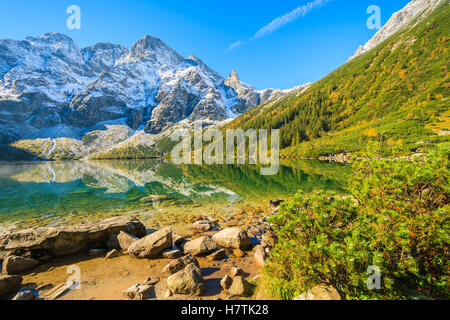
<box><xmin>265</xmin><ymin>144</ymin><xmax>449</xmax><ymax>299</ymax></box>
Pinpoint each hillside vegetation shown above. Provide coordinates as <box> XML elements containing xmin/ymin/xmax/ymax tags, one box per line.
<box><xmin>226</xmin><ymin>2</ymin><xmax>449</xmax><ymax>157</ymax></box>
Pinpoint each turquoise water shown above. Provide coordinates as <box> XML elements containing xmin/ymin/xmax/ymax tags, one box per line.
<box><xmin>0</xmin><ymin>159</ymin><xmax>350</xmax><ymax>230</ymax></box>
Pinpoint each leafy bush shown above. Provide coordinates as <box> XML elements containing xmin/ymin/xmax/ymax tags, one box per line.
<box><xmin>264</xmin><ymin>144</ymin><xmax>449</xmax><ymax>299</ymax></box>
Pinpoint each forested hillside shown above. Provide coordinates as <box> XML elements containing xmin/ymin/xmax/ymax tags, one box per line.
<box><xmin>226</xmin><ymin>2</ymin><xmax>449</xmax><ymax>157</ymax></box>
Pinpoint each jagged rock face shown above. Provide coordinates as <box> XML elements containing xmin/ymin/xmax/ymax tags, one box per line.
<box><xmin>350</xmin><ymin>0</ymin><xmax>443</xmax><ymax>60</ymax></box>
<box><xmin>224</xmin><ymin>69</ymin><xmax>306</xmax><ymax>112</ymax></box>
<box><xmin>1</xmin><ymin>33</ymin><xmax>277</xmax><ymax>143</ymax></box>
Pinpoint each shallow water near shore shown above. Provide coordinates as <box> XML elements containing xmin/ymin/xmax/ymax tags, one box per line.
<box><xmin>0</xmin><ymin>159</ymin><xmax>350</xmax><ymax>232</ymax></box>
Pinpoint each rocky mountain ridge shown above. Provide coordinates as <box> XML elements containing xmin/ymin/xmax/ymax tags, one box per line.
<box><xmin>350</xmin><ymin>0</ymin><xmax>444</xmax><ymax>60</ymax></box>
<box><xmin>0</xmin><ymin>33</ymin><xmax>302</xmax><ymax>159</ymax></box>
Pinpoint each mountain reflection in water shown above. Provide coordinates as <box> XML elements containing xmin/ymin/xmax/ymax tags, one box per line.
<box><xmin>0</xmin><ymin>159</ymin><xmax>350</xmax><ymax>230</ymax></box>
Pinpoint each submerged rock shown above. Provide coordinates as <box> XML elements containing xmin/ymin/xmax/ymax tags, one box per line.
<box><xmin>0</xmin><ymin>217</ymin><xmax>146</xmax><ymax>257</ymax></box>
<box><xmin>0</xmin><ymin>275</ymin><xmax>22</xmax><ymax>299</ymax></box>
<box><xmin>212</xmin><ymin>228</ymin><xmax>251</xmax><ymax>249</ymax></box>
<box><xmin>2</xmin><ymin>256</ymin><xmax>39</xmax><ymax>275</ymax></box>
<box><xmin>220</xmin><ymin>275</ymin><xmax>233</xmax><ymax>291</ymax></box>
<box><xmin>128</xmin><ymin>227</ymin><xmax>172</xmax><ymax>259</ymax></box>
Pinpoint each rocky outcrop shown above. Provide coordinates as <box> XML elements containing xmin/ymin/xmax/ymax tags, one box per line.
<box><xmin>2</xmin><ymin>256</ymin><xmax>39</xmax><ymax>275</ymax></box>
<box><xmin>182</xmin><ymin>236</ymin><xmax>218</xmax><ymax>256</ymax></box>
<box><xmin>224</xmin><ymin>70</ymin><xmax>308</xmax><ymax>111</ymax></box>
<box><xmin>0</xmin><ymin>275</ymin><xmax>22</xmax><ymax>299</ymax></box>
<box><xmin>350</xmin><ymin>0</ymin><xmax>443</xmax><ymax>60</ymax></box>
<box><xmin>294</xmin><ymin>284</ymin><xmax>341</xmax><ymax>300</ymax></box>
<box><xmin>0</xmin><ymin>32</ymin><xmax>295</xmax><ymax>155</ymax></box>
<box><xmin>128</xmin><ymin>227</ymin><xmax>172</xmax><ymax>259</ymax></box>
<box><xmin>212</xmin><ymin>228</ymin><xmax>252</xmax><ymax>249</ymax></box>
<box><xmin>0</xmin><ymin>217</ymin><xmax>146</xmax><ymax>257</ymax></box>
<box><xmin>166</xmin><ymin>263</ymin><xmax>205</xmax><ymax>296</ymax></box>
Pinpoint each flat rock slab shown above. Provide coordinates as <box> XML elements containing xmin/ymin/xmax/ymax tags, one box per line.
<box><xmin>0</xmin><ymin>217</ymin><xmax>146</xmax><ymax>257</ymax></box>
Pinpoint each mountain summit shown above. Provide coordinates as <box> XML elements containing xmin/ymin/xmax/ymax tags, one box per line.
<box><xmin>0</xmin><ymin>33</ymin><xmax>295</xmax><ymax>147</ymax></box>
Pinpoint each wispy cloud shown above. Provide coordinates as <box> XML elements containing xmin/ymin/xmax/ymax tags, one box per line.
<box><xmin>225</xmin><ymin>40</ymin><xmax>245</xmax><ymax>52</ymax></box>
<box><xmin>252</xmin><ymin>0</ymin><xmax>330</xmax><ymax>40</ymax></box>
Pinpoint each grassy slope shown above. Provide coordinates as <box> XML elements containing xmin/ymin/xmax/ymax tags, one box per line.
<box><xmin>226</xmin><ymin>3</ymin><xmax>449</xmax><ymax>158</ymax></box>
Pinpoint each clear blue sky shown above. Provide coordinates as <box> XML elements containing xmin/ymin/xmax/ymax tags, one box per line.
<box><xmin>0</xmin><ymin>0</ymin><xmax>410</xmax><ymax>89</ymax></box>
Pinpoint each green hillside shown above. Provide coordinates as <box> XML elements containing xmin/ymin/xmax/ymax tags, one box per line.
<box><xmin>226</xmin><ymin>2</ymin><xmax>449</xmax><ymax>158</ymax></box>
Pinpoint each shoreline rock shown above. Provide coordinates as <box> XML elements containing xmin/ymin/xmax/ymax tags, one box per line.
<box><xmin>0</xmin><ymin>275</ymin><xmax>22</xmax><ymax>299</ymax></box>
<box><xmin>166</xmin><ymin>263</ymin><xmax>205</xmax><ymax>296</ymax></box>
<box><xmin>0</xmin><ymin>217</ymin><xmax>146</xmax><ymax>257</ymax></box>
<box><xmin>2</xmin><ymin>256</ymin><xmax>39</xmax><ymax>275</ymax></box>
<box><xmin>212</xmin><ymin>228</ymin><xmax>252</xmax><ymax>250</ymax></box>
<box><xmin>128</xmin><ymin>227</ymin><xmax>172</xmax><ymax>259</ymax></box>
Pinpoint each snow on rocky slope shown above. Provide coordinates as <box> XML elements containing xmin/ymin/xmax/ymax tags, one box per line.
<box><xmin>0</xmin><ymin>33</ymin><xmax>300</xmax><ymax>159</ymax></box>
<box><xmin>350</xmin><ymin>0</ymin><xmax>444</xmax><ymax>60</ymax></box>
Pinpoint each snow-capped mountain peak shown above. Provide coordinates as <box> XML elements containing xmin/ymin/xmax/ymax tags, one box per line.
<box><xmin>0</xmin><ymin>33</ymin><xmax>297</xmax><ymax>145</ymax></box>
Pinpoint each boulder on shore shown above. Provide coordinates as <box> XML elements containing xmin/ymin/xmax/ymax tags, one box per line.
<box><xmin>12</xmin><ymin>290</ymin><xmax>36</xmax><ymax>300</ymax></box>
<box><xmin>123</xmin><ymin>284</ymin><xmax>154</xmax><ymax>300</ymax></box>
<box><xmin>2</xmin><ymin>256</ymin><xmax>39</xmax><ymax>275</ymax></box>
<box><xmin>162</xmin><ymin>254</ymin><xmax>199</xmax><ymax>277</ymax></box>
<box><xmin>229</xmin><ymin>276</ymin><xmax>252</xmax><ymax>297</ymax></box>
<box><xmin>0</xmin><ymin>217</ymin><xmax>146</xmax><ymax>257</ymax></box>
<box><xmin>117</xmin><ymin>231</ymin><xmax>139</xmax><ymax>251</ymax></box>
<box><xmin>294</xmin><ymin>284</ymin><xmax>341</xmax><ymax>300</ymax></box>
<box><xmin>212</xmin><ymin>228</ymin><xmax>252</xmax><ymax>249</ymax></box>
<box><xmin>0</xmin><ymin>275</ymin><xmax>22</xmax><ymax>299</ymax></box>
<box><xmin>166</xmin><ymin>263</ymin><xmax>205</xmax><ymax>296</ymax></box>
<box><xmin>220</xmin><ymin>275</ymin><xmax>233</xmax><ymax>291</ymax></box>
<box><xmin>182</xmin><ymin>236</ymin><xmax>218</xmax><ymax>256</ymax></box>
<box><xmin>128</xmin><ymin>227</ymin><xmax>172</xmax><ymax>259</ymax></box>
<box><xmin>253</xmin><ymin>245</ymin><xmax>267</xmax><ymax>268</ymax></box>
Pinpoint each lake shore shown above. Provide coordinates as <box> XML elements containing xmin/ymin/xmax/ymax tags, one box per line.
<box><xmin>0</xmin><ymin>203</ymin><xmax>276</xmax><ymax>300</ymax></box>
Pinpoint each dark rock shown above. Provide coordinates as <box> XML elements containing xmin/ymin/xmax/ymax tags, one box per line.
<box><xmin>128</xmin><ymin>227</ymin><xmax>172</xmax><ymax>259</ymax></box>
<box><xmin>123</xmin><ymin>284</ymin><xmax>154</xmax><ymax>300</ymax></box>
<box><xmin>212</xmin><ymin>228</ymin><xmax>252</xmax><ymax>249</ymax></box>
